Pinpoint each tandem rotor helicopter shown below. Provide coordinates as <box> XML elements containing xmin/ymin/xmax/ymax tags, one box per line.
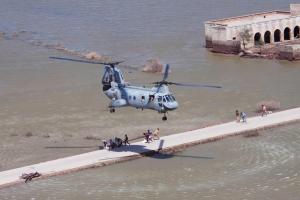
<box><xmin>50</xmin><ymin>56</ymin><xmax>221</xmax><ymax>121</ymax></box>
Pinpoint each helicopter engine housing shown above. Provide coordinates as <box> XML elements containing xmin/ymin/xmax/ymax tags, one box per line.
<box><xmin>104</xmin><ymin>82</ymin><xmax>127</xmax><ymax>107</ymax></box>
<box><xmin>104</xmin><ymin>87</ymin><xmax>121</xmax><ymax>99</ymax></box>
<box><xmin>103</xmin><ymin>81</ymin><xmax>122</xmax><ymax>99</ymax></box>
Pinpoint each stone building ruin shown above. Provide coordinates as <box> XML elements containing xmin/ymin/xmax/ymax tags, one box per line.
<box><xmin>205</xmin><ymin>4</ymin><xmax>300</xmax><ymax>54</ymax></box>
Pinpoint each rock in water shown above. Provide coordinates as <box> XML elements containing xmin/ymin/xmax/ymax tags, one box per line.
<box><xmin>85</xmin><ymin>51</ymin><xmax>104</xmax><ymax>60</ymax></box>
<box><xmin>142</xmin><ymin>59</ymin><xmax>163</xmax><ymax>73</ymax></box>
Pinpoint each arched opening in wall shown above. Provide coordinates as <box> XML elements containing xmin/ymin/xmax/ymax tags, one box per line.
<box><xmin>264</xmin><ymin>31</ymin><xmax>271</xmax><ymax>44</ymax></box>
<box><xmin>294</xmin><ymin>26</ymin><xmax>300</xmax><ymax>38</ymax></box>
<box><xmin>284</xmin><ymin>27</ymin><xmax>291</xmax><ymax>40</ymax></box>
<box><xmin>274</xmin><ymin>29</ymin><xmax>281</xmax><ymax>42</ymax></box>
<box><xmin>254</xmin><ymin>32</ymin><xmax>261</xmax><ymax>45</ymax></box>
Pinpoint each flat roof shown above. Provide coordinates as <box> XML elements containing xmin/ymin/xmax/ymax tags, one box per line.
<box><xmin>207</xmin><ymin>11</ymin><xmax>291</xmax><ymax>27</ymax></box>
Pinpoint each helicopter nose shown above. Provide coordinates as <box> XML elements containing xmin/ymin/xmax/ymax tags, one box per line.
<box><xmin>173</xmin><ymin>101</ymin><xmax>178</xmax><ymax>109</ymax></box>
<box><xmin>163</xmin><ymin>101</ymin><xmax>178</xmax><ymax>111</ymax></box>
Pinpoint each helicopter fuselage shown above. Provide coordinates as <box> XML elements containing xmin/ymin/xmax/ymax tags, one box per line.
<box><xmin>103</xmin><ymin>84</ymin><xmax>178</xmax><ymax>113</ymax></box>
<box><xmin>49</xmin><ymin>56</ymin><xmax>221</xmax><ymax>121</ymax></box>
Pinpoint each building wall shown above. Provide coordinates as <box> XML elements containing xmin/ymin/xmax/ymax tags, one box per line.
<box><xmin>205</xmin><ymin>13</ymin><xmax>300</xmax><ymax>53</ymax></box>
<box><xmin>278</xmin><ymin>44</ymin><xmax>300</xmax><ymax>60</ymax></box>
<box><xmin>205</xmin><ymin>23</ymin><xmax>213</xmax><ymax>48</ymax></box>
<box><xmin>210</xmin><ymin>25</ymin><xmax>241</xmax><ymax>53</ymax></box>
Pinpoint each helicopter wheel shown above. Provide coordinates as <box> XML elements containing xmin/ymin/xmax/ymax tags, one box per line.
<box><xmin>109</xmin><ymin>108</ymin><xmax>115</xmax><ymax>113</ymax></box>
<box><xmin>162</xmin><ymin>114</ymin><xmax>167</xmax><ymax>121</ymax></box>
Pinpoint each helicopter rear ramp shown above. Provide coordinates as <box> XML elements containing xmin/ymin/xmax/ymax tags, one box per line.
<box><xmin>1</xmin><ymin>107</ymin><xmax>300</xmax><ymax>188</ymax></box>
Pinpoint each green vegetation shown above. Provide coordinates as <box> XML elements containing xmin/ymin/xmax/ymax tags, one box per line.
<box><xmin>239</xmin><ymin>29</ymin><xmax>252</xmax><ymax>49</ymax></box>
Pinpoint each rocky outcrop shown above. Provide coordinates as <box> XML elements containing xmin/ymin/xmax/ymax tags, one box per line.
<box><xmin>255</xmin><ymin>100</ymin><xmax>281</xmax><ymax>113</ymax></box>
<box><xmin>239</xmin><ymin>42</ymin><xmax>300</xmax><ymax>60</ymax></box>
<box><xmin>142</xmin><ymin>59</ymin><xmax>163</xmax><ymax>73</ymax></box>
<box><xmin>84</xmin><ymin>51</ymin><xmax>105</xmax><ymax>60</ymax></box>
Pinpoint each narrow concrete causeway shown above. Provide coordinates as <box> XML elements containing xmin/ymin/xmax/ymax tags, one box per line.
<box><xmin>1</xmin><ymin>107</ymin><xmax>300</xmax><ymax>188</ymax></box>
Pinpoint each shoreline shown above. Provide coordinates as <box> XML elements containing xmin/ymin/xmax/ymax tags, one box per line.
<box><xmin>208</xmin><ymin>39</ymin><xmax>300</xmax><ymax>61</ymax></box>
<box><xmin>1</xmin><ymin>107</ymin><xmax>300</xmax><ymax>189</ymax></box>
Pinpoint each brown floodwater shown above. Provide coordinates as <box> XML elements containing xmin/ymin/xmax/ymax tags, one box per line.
<box><xmin>1</xmin><ymin>124</ymin><xmax>300</xmax><ymax>200</ymax></box>
<box><xmin>0</xmin><ymin>0</ymin><xmax>300</xmax><ymax>199</ymax></box>
<box><xmin>1</xmin><ymin>38</ymin><xmax>299</xmax><ymax>170</ymax></box>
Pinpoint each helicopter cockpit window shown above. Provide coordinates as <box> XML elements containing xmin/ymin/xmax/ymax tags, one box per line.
<box><xmin>165</xmin><ymin>96</ymin><xmax>170</xmax><ymax>102</ymax></box>
<box><xmin>167</xmin><ymin>95</ymin><xmax>174</xmax><ymax>101</ymax></box>
<box><xmin>158</xmin><ymin>96</ymin><xmax>162</xmax><ymax>102</ymax></box>
<box><xmin>167</xmin><ymin>95</ymin><xmax>174</xmax><ymax>102</ymax></box>
<box><xmin>170</xmin><ymin>95</ymin><xmax>176</xmax><ymax>101</ymax></box>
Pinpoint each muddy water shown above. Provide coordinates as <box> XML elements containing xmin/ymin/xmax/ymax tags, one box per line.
<box><xmin>0</xmin><ymin>0</ymin><xmax>300</xmax><ymax>199</ymax></box>
<box><xmin>1</xmin><ymin>124</ymin><xmax>300</xmax><ymax>200</ymax></box>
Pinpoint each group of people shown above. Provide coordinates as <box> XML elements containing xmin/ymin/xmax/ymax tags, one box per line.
<box><xmin>236</xmin><ymin>104</ymin><xmax>270</xmax><ymax>123</ymax></box>
<box><xmin>101</xmin><ymin>128</ymin><xmax>161</xmax><ymax>149</ymax></box>
<box><xmin>235</xmin><ymin>110</ymin><xmax>247</xmax><ymax>123</ymax></box>
<box><xmin>143</xmin><ymin>128</ymin><xmax>160</xmax><ymax>143</ymax></box>
<box><xmin>102</xmin><ymin>134</ymin><xmax>130</xmax><ymax>150</ymax></box>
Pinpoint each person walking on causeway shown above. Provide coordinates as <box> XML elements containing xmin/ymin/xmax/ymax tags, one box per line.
<box><xmin>235</xmin><ymin>110</ymin><xmax>240</xmax><ymax>122</ymax></box>
<box><xmin>123</xmin><ymin>134</ymin><xmax>130</xmax><ymax>146</ymax></box>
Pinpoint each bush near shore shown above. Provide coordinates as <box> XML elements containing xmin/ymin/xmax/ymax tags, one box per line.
<box><xmin>255</xmin><ymin>100</ymin><xmax>281</xmax><ymax>113</ymax></box>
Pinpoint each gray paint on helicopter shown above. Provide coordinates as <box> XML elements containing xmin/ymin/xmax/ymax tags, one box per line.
<box><xmin>49</xmin><ymin>56</ymin><xmax>221</xmax><ymax>120</ymax></box>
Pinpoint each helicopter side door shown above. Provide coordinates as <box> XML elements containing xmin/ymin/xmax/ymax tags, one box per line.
<box><xmin>140</xmin><ymin>94</ymin><xmax>149</xmax><ymax>109</ymax></box>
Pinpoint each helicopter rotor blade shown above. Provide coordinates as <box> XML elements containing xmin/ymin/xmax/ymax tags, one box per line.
<box><xmin>156</xmin><ymin>83</ymin><xmax>163</xmax><ymax>93</ymax></box>
<box><xmin>151</xmin><ymin>81</ymin><xmax>221</xmax><ymax>89</ymax></box>
<box><xmin>49</xmin><ymin>56</ymin><xmax>125</xmax><ymax>68</ymax></box>
<box><xmin>169</xmin><ymin>82</ymin><xmax>222</xmax><ymax>89</ymax></box>
<box><xmin>152</xmin><ymin>81</ymin><xmax>163</xmax><ymax>85</ymax></box>
<box><xmin>152</xmin><ymin>64</ymin><xmax>170</xmax><ymax>93</ymax></box>
<box><xmin>49</xmin><ymin>56</ymin><xmax>107</xmax><ymax>65</ymax></box>
<box><xmin>162</xmin><ymin>64</ymin><xmax>170</xmax><ymax>81</ymax></box>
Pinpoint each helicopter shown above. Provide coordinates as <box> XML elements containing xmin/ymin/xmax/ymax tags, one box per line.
<box><xmin>49</xmin><ymin>56</ymin><xmax>221</xmax><ymax>121</ymax></box>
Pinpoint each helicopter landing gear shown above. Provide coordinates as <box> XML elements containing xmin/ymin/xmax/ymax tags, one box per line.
<box><xmin>162</xmin><ymin>113</ymin><xmax>167</xmax><ymax>121</ymax></box>
<box><xmin>109</xmin><ymin>108</ymin><xmax>115</xmax><ymax>113</ymax></box>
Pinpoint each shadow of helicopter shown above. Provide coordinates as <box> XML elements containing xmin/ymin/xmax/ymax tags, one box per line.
<box><xmin>44</xmin><ymin>139</ymin><xmax>213</xmax><ymax>161</ymax></box>
<box><xmin>45</xmin><ymin>146</ymin><xmax>97</xmax><ymax>149</ymax></box>
<box><xmin>108</xmin><ymin>139</ymin><xmax>214</xmax><ymax>160</ymax></box>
